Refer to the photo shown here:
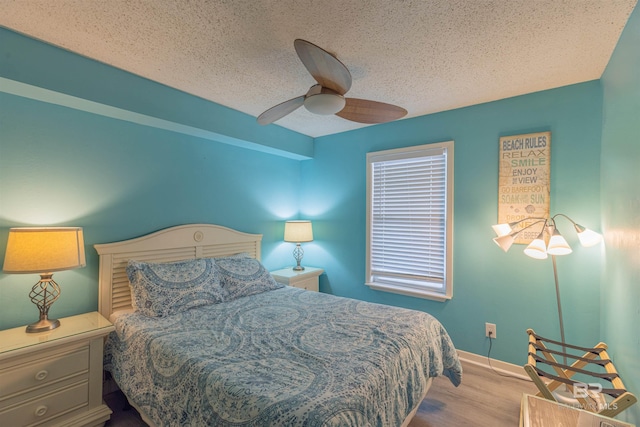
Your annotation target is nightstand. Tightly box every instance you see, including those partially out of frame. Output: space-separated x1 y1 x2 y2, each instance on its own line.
271 267 323 292
0 312 115 427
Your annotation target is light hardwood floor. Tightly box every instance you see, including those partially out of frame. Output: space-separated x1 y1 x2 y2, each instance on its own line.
104 361 538 427
409 361 538 426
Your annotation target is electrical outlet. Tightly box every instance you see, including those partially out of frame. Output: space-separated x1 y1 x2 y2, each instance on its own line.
485 323 497 339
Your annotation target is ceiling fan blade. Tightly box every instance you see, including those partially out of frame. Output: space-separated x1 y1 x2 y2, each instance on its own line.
336 98 408 124
294 39 352 95
257 96 305 125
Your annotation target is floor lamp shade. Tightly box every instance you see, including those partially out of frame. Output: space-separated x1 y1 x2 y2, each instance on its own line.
3 227 86 333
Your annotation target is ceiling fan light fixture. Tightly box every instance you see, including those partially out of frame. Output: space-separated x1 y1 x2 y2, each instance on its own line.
304 92 346 115
258 40 406 125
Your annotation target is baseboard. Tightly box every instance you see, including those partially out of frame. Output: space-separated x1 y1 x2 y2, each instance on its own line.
457 349 532 381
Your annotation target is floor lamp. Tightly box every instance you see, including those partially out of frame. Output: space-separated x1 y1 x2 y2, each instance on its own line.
492 214 602 364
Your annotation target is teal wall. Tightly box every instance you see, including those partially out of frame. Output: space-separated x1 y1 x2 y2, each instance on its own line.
601 5 640 424
0 89 303 328
0 29 307 329
0 29 313 160
301 82 604 366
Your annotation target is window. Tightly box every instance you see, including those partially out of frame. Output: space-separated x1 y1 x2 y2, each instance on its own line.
366 141 453 301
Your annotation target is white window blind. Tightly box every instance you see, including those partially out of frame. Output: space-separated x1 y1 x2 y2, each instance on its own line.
366 141 453 300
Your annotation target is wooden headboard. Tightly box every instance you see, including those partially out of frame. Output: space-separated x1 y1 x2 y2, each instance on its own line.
94 224 262 319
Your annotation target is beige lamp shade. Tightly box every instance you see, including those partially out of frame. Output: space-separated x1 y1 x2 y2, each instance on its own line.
546 228 572 256
491 223 513 237
524 236 549 259
3 227 86 274
284 220 313 243
574 224 603 247
492 234 515 252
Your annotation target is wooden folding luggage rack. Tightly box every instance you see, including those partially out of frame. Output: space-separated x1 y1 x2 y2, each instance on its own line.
524 329 637 418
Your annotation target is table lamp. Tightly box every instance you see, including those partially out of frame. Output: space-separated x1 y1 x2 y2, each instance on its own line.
284 220 313 271
3 227 86 333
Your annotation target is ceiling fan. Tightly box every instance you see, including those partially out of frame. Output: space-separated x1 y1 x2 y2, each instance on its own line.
257 39 407 126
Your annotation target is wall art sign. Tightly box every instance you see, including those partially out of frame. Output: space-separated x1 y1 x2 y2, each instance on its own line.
498 131 551 244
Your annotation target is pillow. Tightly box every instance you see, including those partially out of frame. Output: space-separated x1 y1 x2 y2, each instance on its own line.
215 257 283 301
215 252 252 260
126 258 227 317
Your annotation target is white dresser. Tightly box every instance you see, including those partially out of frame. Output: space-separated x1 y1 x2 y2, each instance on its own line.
271 267 323 292
0 312 115 427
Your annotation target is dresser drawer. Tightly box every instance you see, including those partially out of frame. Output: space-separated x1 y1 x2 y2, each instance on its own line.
0 347 89 400
0 381 88 426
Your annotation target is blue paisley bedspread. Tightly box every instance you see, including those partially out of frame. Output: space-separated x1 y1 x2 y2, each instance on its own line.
105 286 462 427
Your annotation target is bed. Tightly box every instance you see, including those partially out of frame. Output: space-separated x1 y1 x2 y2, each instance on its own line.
95 224 462 427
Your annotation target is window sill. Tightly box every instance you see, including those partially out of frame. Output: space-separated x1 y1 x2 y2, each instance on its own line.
366 282 452 302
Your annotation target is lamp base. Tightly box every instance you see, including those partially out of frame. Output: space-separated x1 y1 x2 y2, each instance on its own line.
292 243 305 272
26 274 62 333
26 317 60 333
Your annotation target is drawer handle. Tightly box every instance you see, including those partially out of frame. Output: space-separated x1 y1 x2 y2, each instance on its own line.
35 370 49 381
35 405 48 417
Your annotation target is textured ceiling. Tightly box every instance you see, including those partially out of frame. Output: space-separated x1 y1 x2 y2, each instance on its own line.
1 0 637 137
